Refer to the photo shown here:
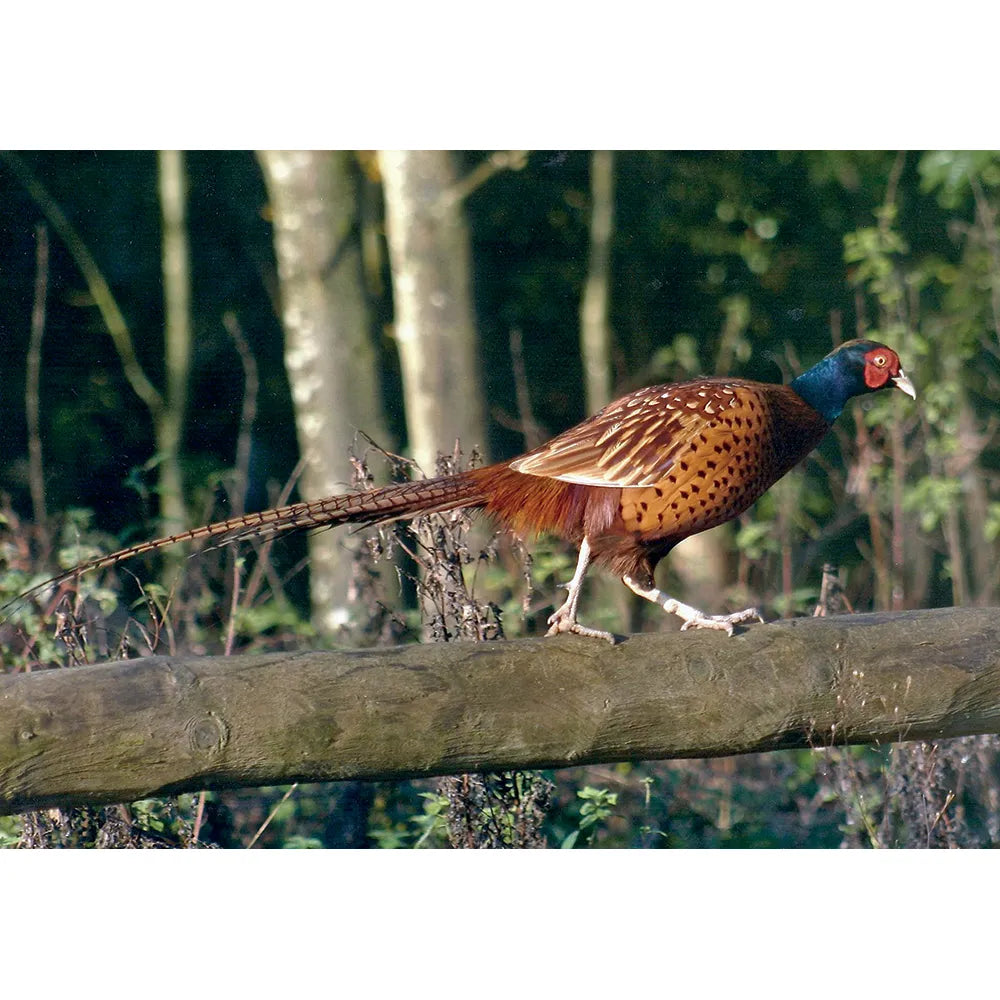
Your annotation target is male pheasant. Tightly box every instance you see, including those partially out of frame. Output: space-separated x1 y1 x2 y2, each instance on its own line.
23 339 915 641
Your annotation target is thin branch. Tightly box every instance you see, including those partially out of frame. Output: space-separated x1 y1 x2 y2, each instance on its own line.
241 455 308 611
156 149 192 538
192 792 207 845
0 151 164 418
970 174 1000 351
222 311 260 519
440 150 529 209
580 150 615 413
880 151 907 231
508 328 546 451
223 552 242 658
246 783 299 848
26 223 49 548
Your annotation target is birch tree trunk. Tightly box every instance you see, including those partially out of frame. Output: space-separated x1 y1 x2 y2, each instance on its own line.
577 151 626 624
580 149 615 414
379 150 488 473
257 151 389 635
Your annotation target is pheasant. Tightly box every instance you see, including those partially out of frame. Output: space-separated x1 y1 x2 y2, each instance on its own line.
21 339 914 641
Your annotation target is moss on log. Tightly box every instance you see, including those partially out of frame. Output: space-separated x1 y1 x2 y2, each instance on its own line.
3 607 1000 815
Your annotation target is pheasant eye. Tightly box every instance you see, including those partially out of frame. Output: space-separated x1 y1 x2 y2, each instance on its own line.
872 354 887 368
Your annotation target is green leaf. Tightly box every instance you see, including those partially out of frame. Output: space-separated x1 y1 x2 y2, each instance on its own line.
282 835 324 849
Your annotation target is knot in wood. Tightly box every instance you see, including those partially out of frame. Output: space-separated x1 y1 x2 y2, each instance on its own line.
186 712 229 755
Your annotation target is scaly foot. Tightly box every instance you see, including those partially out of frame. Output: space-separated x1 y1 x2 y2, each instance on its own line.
622 575 764 636
541 537 616 642
678 606 765 635
545 604 616 643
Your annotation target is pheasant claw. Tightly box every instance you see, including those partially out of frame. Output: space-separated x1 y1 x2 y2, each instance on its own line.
545 605 615 643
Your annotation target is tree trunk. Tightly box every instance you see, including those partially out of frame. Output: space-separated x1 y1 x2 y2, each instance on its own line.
580 149 615 414
156 150 192 569
577 151 624 624
4 607 1000 815
379 150 488 473
257 151 390 635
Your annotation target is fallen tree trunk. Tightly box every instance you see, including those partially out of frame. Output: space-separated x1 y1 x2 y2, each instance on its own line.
3 606 1000 815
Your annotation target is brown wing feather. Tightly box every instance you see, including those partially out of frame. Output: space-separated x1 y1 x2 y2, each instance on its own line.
512 378 769 488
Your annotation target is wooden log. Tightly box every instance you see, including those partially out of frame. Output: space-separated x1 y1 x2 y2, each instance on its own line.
3 607 1000 815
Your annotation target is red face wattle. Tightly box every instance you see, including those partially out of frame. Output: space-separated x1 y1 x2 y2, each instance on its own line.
862 345 916 399
863 346 901 390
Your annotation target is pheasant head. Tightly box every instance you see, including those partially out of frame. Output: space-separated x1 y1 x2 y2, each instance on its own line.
789 340 916 422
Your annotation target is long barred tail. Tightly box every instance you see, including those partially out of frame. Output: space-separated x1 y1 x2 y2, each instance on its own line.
10 470 492 609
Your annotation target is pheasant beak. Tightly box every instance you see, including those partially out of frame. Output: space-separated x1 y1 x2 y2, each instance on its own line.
892 370 916 399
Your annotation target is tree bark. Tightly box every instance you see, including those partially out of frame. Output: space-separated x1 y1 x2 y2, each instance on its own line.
257 151 390 634
156 150 192 557
580 149 615 414
379 150 488 473
3 607 999 815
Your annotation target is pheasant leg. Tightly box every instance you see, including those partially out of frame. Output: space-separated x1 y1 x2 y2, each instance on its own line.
545 538 615 643
623 575 763 636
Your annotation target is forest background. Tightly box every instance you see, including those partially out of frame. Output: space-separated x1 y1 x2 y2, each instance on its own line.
2 149 999 849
